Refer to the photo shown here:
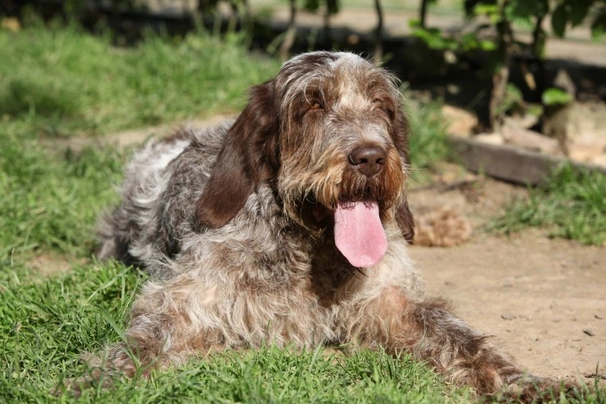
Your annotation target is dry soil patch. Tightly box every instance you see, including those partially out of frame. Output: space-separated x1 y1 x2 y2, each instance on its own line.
409 176 606 385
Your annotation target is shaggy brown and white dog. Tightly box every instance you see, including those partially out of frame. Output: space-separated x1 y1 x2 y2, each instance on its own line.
94 51 574 401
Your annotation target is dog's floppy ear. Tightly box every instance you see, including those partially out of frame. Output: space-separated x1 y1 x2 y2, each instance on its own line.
397 202 415 244
195 80 280 229
392 107 415 244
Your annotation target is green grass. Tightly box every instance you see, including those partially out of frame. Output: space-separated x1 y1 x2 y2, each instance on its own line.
0 133 125 262
407 97 450 178
0 261 473 402
0 23 280 138
493 165 606 246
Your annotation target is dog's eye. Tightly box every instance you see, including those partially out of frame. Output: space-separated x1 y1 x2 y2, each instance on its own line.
372 98 395 119
372 98 387 110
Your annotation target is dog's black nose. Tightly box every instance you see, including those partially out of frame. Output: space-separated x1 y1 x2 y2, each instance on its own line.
348 145 387 177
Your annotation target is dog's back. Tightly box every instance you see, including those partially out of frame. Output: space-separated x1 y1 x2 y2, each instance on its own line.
97 123 230 270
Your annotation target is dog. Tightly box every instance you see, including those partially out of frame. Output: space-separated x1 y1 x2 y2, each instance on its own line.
92 51 575 401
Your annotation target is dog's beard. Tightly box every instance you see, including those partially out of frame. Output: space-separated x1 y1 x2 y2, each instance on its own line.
281 168 405 268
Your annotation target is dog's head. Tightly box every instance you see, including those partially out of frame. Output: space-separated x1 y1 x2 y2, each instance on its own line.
196 51 414 266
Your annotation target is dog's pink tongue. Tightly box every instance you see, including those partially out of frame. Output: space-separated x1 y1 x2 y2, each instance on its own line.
334 201 387 267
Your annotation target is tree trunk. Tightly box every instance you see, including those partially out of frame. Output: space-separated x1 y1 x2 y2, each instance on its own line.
489 1 513 130
280 0 297 60
373 0 384 64
419 0 428 28
530 15 547 94
243 0 252 29
323 4 332 44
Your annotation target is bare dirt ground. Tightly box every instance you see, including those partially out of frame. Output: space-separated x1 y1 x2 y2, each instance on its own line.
408 172 606 385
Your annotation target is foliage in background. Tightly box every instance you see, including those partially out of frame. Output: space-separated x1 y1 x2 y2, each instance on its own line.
551 0 606 40
407 97 450 178
412 0 606 128
493 165 606 246
5 0 606 120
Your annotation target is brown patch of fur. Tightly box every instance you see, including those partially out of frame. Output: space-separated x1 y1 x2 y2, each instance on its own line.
195 81 280 229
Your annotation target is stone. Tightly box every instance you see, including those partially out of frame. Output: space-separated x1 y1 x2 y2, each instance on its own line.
474 132 504 145
543 101 606 162
590 154 606 168
442 104 477 138
553 69 577 97
501 118 562 155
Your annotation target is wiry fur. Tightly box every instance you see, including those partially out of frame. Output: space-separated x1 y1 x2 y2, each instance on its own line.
91 52 577 402
413 206 473 247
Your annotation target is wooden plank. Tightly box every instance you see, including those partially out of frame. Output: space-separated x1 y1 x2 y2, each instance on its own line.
446 136 606 185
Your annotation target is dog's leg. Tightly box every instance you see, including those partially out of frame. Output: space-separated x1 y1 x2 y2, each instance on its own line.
79 274 225 388
347 288 579 402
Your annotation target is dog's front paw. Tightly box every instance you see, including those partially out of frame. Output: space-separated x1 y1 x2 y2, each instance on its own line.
53 368 117 398
489 375 582 403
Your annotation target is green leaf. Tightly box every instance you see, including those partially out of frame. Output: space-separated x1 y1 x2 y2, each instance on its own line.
412 28 456 51
408 18 421 29
497 83 524 115
506 0 549 23
551 4 568 37
542 87 573 106
303 0 320 12
479 39 498 51
326 0 339 15
473 4 499 18
463 0 484 17
506 83 523 102
567 0 591 26
591 10 606 40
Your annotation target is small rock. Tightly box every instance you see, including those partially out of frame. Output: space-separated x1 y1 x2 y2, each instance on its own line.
513 113 539 129
1 17 20 33
583 329 595 337
501 313 517 320
553 68 577 97
543 101 606 162
475 132 504 145
595 314 603 320
591 154 606 168
442 105 477 138
501 117 562 155
347 34 360 45
569 144 606 162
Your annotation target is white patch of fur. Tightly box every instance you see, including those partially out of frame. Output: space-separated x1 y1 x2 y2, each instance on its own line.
126 139 190 261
